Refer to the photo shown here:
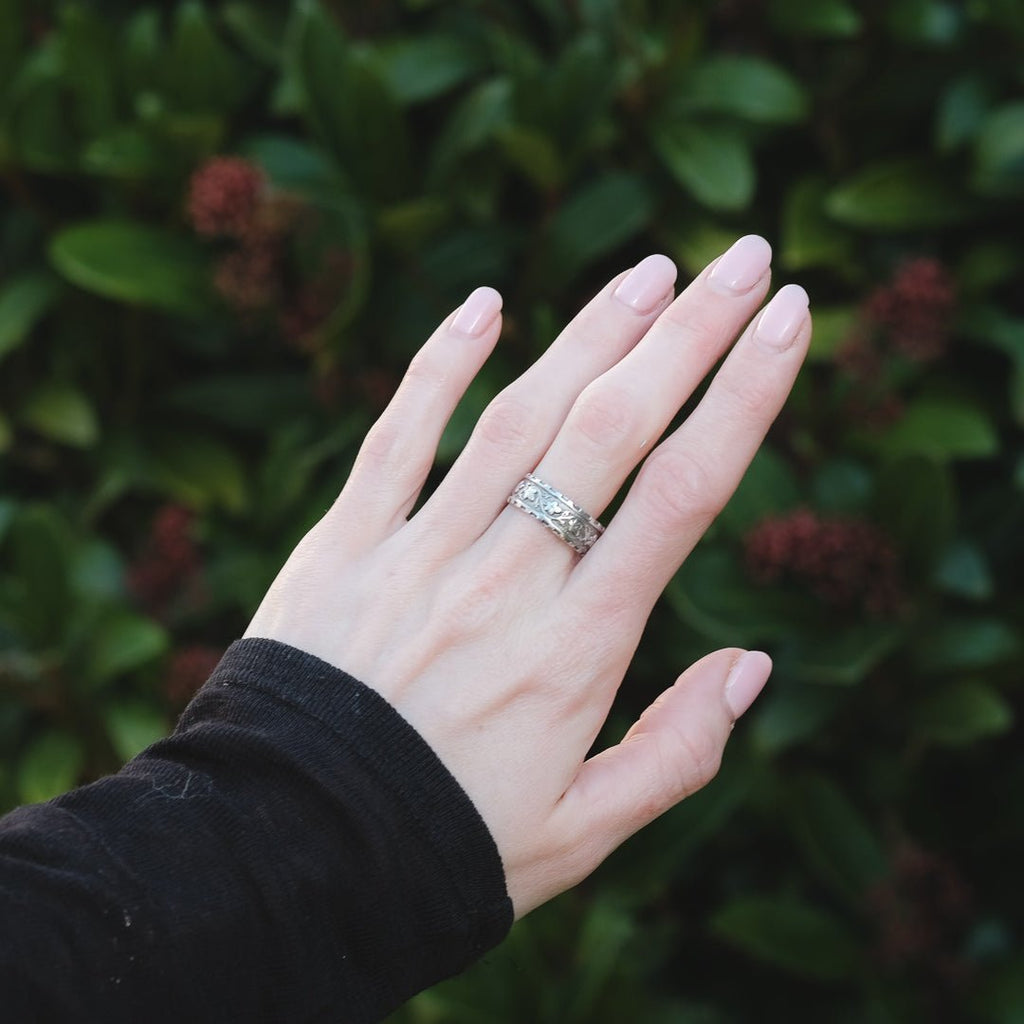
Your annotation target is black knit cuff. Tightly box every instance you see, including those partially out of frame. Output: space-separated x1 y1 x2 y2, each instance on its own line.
189 637 513 962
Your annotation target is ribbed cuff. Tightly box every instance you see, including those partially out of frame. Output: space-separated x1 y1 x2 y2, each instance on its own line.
189 637 513 958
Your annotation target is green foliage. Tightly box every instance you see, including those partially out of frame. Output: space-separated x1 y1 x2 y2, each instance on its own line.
1 0 1023 1019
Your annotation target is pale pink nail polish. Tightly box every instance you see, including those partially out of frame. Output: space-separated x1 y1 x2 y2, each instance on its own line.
754 284 810 351
451 286 503 337
724 651 772 719
707 235 773 295
612 254 678 314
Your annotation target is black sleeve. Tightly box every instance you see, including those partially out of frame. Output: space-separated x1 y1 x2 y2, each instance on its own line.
0 638 513 1023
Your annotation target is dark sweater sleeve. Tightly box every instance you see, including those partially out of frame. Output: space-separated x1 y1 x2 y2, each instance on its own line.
0 638 513 1023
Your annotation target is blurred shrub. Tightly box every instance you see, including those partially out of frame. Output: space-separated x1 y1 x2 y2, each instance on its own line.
1 0 1023 1019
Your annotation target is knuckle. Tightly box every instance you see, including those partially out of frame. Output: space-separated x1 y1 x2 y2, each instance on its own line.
354 417 432 488
569 381 641 450
673 726 723 792
657 304 718 349
474 389 535 454
639 447 722 531
717 367 776 420
436 554 515 640
403 347 450 394
355 418 403 470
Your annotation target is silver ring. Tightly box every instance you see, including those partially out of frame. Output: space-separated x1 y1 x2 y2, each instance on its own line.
507 473 605 555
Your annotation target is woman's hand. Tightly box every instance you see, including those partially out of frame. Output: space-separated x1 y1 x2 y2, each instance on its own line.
244 236 811 917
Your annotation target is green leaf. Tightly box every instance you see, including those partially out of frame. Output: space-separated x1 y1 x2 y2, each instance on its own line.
7 72 79 173
0 272 60 361
826 160 974 229
914 680 1013 747
936 76 991 152
0 0 25 95
429 77 513 179
780 177 854 272
810 460 873 515
71 540 124 602
783 775 888 900
166 0 253 114
787 621 904 687
290 1 410 200
241 134 336 191
752 684 847 754
85 612 169 686
49 221 212 316
17 731 84 805
162 372 311 432
121 8 163 97
5 505 74 646
56 3 118 138
973 102 1024 196
665 219 740 278
496 125 565 192
667 546 805 648
543 32 615 149
805 305 857 361
874 455 955 574
957 243 1023 295
652 121 755 211
21 383 99 448
874 398 999 461
222 2 288 65
81 126 163 179
913 618 1020 674
768 0 862 37
542 172 655 287
152 432 248 511
674 56 809 124
378 34 484 104
932 541 993 601
711 896 861 980
104 702 169 763
718 447 801 536
886 0 963 46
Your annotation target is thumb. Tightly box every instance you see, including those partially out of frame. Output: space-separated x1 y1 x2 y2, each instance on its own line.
556 648 771 877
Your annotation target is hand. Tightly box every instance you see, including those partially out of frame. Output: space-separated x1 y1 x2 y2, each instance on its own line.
244 236 811 917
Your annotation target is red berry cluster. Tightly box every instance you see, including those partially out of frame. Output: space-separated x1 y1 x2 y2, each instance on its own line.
866 840 972 986
186 156 351 349
187 157 265 240
864 257 957 363
127 504 202 617
744 508 902 614
838 257 957 379
165 644 223 706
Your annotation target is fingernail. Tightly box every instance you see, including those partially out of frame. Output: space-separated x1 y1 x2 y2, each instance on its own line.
613 254 678 314
707 235 772 295
754 284 810 351
451 286 503 337
725 651 772 719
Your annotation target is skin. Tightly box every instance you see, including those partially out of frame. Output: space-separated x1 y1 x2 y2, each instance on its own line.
245 236 812 918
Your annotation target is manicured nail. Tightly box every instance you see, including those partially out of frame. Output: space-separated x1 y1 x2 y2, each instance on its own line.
724 651 772 719
754 284 810 351
451 286 503 337
613 254 678 314
707 235 772 295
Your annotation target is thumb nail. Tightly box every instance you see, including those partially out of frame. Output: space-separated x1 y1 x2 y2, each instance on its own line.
724 651 772 719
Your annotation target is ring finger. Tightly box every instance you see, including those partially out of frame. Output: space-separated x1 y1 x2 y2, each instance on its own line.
489 234 773 566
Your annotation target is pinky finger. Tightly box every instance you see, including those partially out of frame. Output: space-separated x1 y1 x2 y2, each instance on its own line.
336 287 503 537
